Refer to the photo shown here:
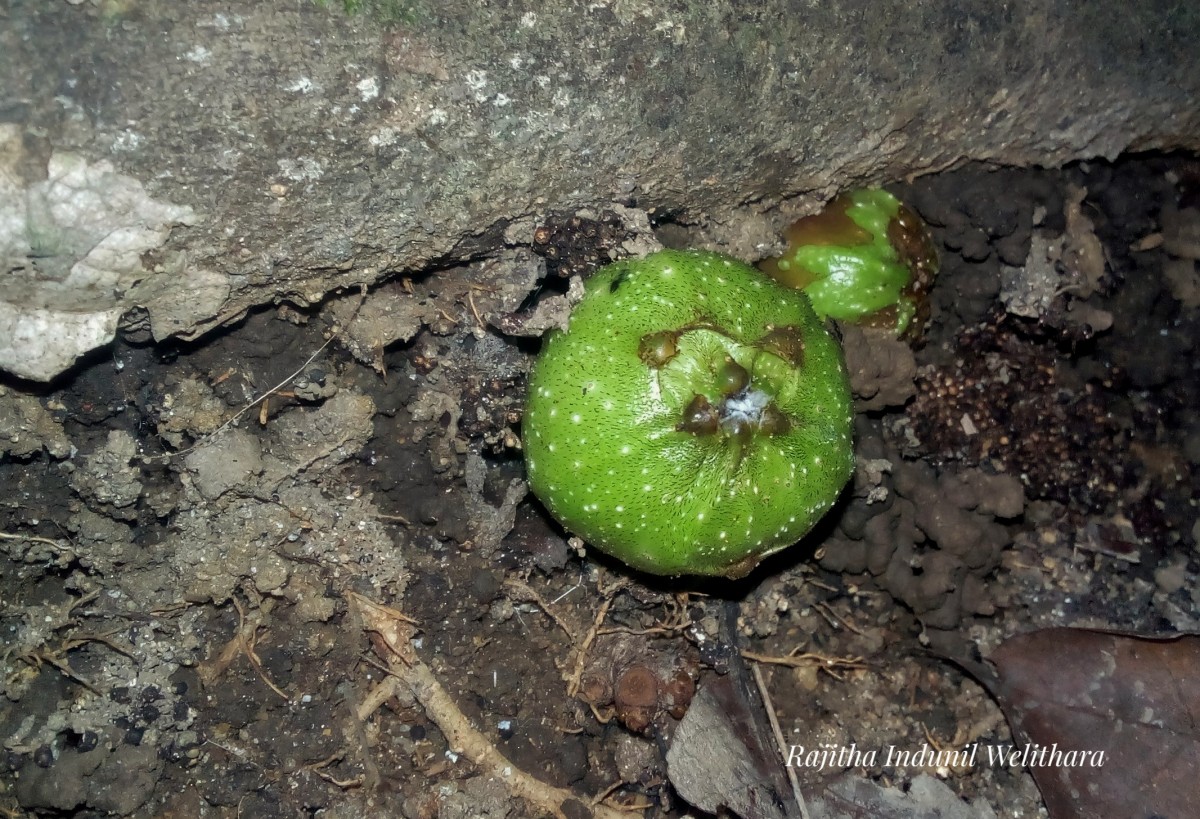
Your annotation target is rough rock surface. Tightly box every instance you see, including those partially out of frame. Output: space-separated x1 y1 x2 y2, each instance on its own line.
1 1 1198 378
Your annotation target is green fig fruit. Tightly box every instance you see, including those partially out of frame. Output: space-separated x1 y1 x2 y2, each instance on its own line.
522 249 854 578
759 188 939 338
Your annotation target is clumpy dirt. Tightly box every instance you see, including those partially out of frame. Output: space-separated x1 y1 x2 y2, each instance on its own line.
2 155 1198 818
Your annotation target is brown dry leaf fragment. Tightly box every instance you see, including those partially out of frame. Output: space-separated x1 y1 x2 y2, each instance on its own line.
667 601 801 819
667 670 792 819
988 628 1200 819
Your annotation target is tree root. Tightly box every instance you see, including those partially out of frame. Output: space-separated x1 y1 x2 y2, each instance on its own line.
348 592 629 819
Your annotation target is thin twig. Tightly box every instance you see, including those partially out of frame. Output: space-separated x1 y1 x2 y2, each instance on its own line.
350 592 627 819
373 513 412 525
0 531 69 549
151 335 337 462
566 592 617 698
198 596 289 700
504 578 578 642
741 648 867 680
815 600 865 635
751 663 809 819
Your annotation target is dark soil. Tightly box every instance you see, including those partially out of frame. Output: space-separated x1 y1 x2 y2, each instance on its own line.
2 155 1198 817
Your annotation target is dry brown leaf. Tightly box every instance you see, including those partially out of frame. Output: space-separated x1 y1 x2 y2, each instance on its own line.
988 628 1200 819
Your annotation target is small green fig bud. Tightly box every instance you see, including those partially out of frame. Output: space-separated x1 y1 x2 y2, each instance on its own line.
522 249 854 578
759 189 939 338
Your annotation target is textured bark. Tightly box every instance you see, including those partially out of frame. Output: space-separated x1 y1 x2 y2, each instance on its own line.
1 0 1197 360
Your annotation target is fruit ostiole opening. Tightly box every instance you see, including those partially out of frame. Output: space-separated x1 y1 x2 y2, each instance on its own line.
649 329 794 443
718 387 785 437
677 382 791 440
